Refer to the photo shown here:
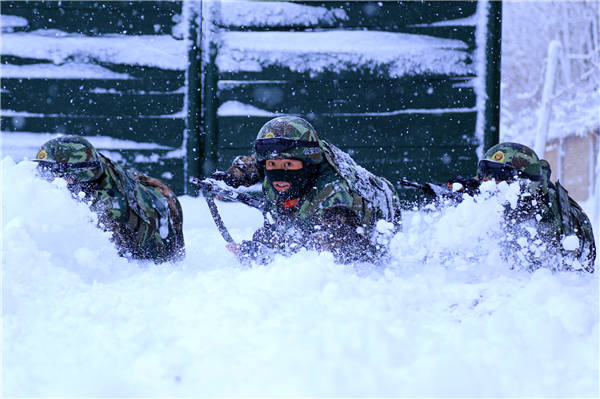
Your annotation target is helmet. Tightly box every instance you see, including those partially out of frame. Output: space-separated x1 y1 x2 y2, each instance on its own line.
34 136 105 182
477 142 544 182
253 116 323 164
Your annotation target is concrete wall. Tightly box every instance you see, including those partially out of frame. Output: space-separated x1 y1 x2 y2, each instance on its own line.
545 131 599 201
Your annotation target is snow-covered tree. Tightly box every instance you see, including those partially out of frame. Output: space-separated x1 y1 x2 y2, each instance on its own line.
501 0 600 144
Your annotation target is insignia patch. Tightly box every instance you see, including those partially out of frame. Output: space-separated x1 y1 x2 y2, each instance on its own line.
37 149 47 159
264 132 275 138
492 151 505 163
283 199 299 209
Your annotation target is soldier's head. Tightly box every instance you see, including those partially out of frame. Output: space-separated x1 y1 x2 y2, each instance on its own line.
477 142 546 183
34 136 105 186
253 116 322 201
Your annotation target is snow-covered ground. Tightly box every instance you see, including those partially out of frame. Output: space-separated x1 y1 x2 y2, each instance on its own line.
2 156 597 397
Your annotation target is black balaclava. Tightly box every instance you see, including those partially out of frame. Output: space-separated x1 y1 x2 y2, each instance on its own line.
265 162 319 202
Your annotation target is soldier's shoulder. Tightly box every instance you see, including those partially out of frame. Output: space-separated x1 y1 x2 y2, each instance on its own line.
313 172 354 209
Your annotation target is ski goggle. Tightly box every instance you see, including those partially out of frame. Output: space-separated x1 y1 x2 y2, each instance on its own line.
477 160 541 182
253 137 320 156
34 160 101 178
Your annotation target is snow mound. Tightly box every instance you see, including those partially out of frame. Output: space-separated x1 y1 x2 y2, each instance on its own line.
1 157 598 397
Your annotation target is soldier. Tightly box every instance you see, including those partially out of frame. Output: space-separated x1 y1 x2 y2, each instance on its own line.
34 136 185 263
215 116 402 264
449 142 595 272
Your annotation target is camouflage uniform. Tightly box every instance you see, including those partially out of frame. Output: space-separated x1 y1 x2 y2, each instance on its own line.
220 116 401 264
35 136 185 263
451 142 595 272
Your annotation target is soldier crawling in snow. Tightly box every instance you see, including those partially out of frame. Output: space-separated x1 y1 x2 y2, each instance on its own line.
34 136 185 263
213 116 402 264
444 142 595 272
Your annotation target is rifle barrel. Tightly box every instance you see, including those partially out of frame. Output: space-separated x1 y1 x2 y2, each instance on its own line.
189 176 265 210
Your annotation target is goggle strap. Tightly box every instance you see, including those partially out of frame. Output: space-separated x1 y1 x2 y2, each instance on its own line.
34 160 101 171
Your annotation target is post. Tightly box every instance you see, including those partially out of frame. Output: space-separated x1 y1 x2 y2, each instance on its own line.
201 0 220 177
534 40 562 158
185 1 202 194
483 0 502 153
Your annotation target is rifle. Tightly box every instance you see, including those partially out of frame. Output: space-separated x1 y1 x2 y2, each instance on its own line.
398 178 479 202
189 176 265 243
398 178 450 198
189 177 265 211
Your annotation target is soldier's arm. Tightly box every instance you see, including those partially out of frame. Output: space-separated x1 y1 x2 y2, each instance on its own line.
308 206 374 263
212 154 264 188
566 197 596 272
234 224 280 265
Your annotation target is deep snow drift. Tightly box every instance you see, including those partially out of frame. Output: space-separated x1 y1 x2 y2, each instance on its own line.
1 157 598 397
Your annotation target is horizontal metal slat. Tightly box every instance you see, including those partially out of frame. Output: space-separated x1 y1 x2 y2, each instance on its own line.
1 116 185 148
217 78 476 114
216 112 478 149
2 1 182 35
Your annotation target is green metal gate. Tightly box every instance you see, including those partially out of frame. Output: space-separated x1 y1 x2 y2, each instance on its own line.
1 1 501 200
191 0 501 201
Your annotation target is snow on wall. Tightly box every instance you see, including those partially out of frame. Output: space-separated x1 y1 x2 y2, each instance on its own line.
217 100 277 117
0 63 131 79
409 14 480 28
217 30 473 77
0 14 28 32
1 132 173 162
216 0 348 27
1 30 187 71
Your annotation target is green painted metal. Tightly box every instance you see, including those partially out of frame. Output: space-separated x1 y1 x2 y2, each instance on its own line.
484 0 503 153
1 1 187 193
201 40 220 177
203 1 500 204
186 2 202 194
1 1 501 200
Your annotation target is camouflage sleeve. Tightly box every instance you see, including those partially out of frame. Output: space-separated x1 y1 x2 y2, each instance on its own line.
308 206 375 263
508 182 559 236
567 198 596 272
237 225 283 265
212 154 264 188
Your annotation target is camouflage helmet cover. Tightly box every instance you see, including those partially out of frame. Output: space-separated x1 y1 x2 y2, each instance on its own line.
254 116 323 164
34 136 105 182
478 142 544 181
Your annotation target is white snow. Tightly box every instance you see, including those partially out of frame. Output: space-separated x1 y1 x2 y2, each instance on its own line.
217 100 278 117
0 62 132 79
217 30 473 77
562 235 580 251
410 14 480 28
0 1 598 396
501 1 600 144
325 107 476 117
1 30 187 70
2 156 598 396
0 132 173 162
216 0 348 27
0 14 28 32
